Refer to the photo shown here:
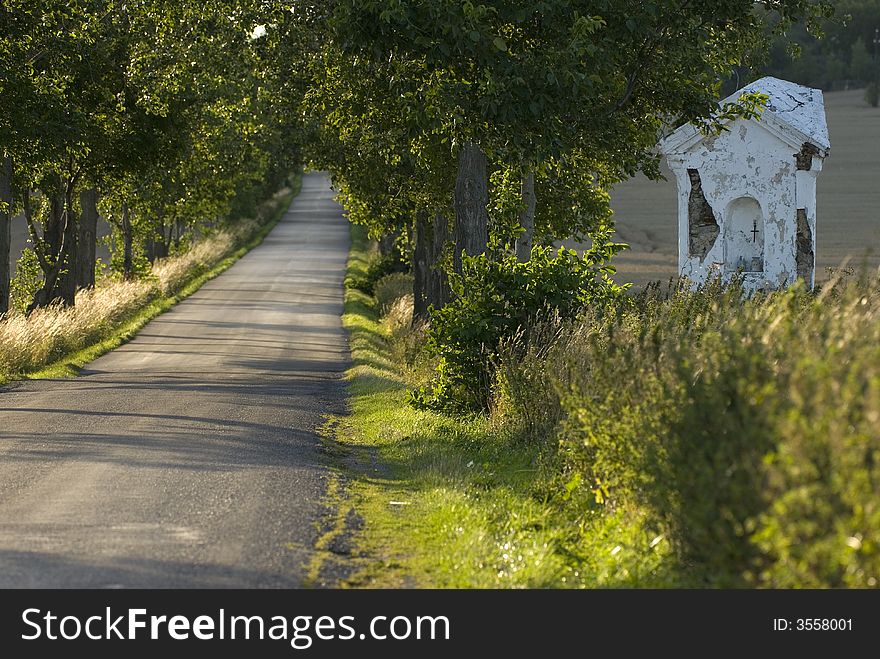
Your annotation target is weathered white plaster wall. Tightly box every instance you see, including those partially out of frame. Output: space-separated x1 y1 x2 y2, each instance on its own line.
667 118 814 290
661 77 828 291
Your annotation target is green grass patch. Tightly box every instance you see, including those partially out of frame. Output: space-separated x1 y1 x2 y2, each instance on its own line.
337 213 880 589
333 225 672 588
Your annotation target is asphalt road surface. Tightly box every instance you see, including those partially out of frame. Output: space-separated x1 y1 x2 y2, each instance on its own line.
0 172 351 587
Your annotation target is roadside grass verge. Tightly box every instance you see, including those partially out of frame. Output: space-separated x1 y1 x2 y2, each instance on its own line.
0 175 301 384
334 225 672 588
336 225 880 589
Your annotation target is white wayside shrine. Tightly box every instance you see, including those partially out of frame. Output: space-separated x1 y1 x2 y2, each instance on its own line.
660 77 830 291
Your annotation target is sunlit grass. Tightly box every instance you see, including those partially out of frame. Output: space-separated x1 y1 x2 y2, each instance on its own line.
335 225 671 588
338 223 880 588
498 273 880 587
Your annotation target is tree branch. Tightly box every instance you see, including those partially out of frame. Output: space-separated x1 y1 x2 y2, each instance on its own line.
23 190 52 271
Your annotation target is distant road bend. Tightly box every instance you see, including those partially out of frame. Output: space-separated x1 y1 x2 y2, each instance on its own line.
0 172 351 587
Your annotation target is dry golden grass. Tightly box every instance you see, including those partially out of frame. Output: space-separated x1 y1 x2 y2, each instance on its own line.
153 228 241 296
0 280 155 376
381 293 414 334
373 272 413 315
0 221 256 380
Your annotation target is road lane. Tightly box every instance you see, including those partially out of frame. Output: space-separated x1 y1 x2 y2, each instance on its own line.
0 172 351 587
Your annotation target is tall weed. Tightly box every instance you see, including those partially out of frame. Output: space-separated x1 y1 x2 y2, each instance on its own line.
497 276 880 586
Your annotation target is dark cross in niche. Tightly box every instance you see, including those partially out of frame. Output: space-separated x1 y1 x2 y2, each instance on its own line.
751 219 760 243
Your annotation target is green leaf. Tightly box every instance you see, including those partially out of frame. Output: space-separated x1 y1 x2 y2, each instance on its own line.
492 37 507 52
562 473 582 501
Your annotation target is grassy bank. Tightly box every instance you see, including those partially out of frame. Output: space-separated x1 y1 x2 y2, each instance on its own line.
0 175 301 385
336 225 880 588
333 226 669 588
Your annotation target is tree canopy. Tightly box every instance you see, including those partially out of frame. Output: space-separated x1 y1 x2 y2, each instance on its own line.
0 0 306 312
1 0 838 315
301 1 832 314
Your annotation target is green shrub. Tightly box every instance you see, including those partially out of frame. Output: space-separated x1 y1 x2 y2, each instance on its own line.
497 276 880 587
411 235 626 412
9 248 44 315
345 244 409 295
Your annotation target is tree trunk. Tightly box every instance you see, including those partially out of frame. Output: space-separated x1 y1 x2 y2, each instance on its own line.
174 218 184 248
162 221 174 256
412 210 429 322
453 142 489 274
148 210 168 261
427 213 450 310
76 188 98 289
27 183 66 311
378 230 398 258
515 169 536 262
58 179 78 306
121 203 134 279
46 187 64 264
146 237 156 262
0 154 12 316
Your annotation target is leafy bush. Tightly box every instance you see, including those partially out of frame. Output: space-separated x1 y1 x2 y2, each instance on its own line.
106 228 153 279
9 248 44 315
497 276 880 587
411 233 625 412
345 249 409 295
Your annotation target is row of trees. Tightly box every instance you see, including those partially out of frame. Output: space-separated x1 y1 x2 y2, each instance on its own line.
2 2 842 321
299 0 835 322
0 0 304 315
762 0 880 91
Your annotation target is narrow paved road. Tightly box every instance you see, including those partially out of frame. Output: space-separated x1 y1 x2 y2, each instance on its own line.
0 172 351 587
